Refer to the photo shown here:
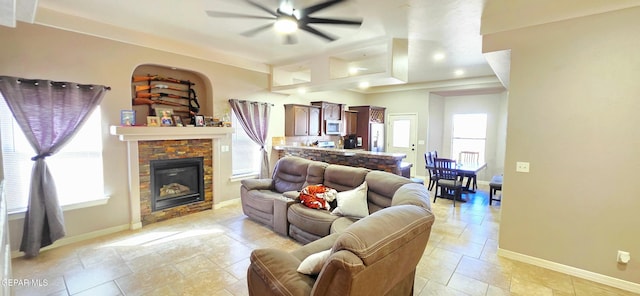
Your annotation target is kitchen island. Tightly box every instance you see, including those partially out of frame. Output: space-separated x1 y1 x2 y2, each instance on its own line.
273 145 411 176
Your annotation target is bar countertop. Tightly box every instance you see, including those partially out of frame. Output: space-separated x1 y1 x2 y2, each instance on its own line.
273 145 406 160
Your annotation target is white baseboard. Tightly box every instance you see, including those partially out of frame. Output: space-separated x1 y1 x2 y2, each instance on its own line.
11 223 131 258
214 198 241 209
130 222 142 230
497 248 640 293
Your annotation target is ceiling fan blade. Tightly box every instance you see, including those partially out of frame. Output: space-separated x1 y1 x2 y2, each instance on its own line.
300 0 345 16
299 24 336 42
244 0 279 17
206 10 276 20
240 23 274 37
284 34 297 45
304 17 362 26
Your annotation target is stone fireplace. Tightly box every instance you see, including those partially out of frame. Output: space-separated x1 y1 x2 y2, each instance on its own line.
138 139 212 225
110 126 233 229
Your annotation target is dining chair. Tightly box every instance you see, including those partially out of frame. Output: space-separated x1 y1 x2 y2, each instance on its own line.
458 151 479 191
424 152 438 190
433 158 463 207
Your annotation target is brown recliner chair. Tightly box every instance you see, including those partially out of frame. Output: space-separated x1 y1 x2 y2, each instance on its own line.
247 204 435 295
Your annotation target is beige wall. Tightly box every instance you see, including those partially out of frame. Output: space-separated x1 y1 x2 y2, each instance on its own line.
483 7 640 283
0 23 369 252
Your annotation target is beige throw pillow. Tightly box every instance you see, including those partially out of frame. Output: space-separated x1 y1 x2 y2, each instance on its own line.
331 181 369 219
297 249 332 275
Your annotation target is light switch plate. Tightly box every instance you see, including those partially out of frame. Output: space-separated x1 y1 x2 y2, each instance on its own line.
516 161 530 173
221 145 229 152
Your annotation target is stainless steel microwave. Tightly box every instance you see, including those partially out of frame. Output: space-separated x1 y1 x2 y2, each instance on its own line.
325 120 342 135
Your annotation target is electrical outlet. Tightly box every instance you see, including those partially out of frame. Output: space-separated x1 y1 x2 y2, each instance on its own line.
617 250 631 264
516 161 530 173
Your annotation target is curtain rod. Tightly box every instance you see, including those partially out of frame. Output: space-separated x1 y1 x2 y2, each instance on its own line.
0 77 111 91
230 99 274 106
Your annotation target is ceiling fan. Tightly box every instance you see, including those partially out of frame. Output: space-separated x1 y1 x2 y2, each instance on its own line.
205 0 363 44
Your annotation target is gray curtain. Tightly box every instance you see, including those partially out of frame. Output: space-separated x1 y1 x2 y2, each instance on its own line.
229 99 271 178
0 76 109 257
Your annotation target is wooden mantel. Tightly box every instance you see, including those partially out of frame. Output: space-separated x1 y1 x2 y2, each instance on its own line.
110 126 233 141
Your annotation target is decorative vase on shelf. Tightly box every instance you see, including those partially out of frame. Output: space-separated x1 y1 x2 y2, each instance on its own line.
222 113 231 127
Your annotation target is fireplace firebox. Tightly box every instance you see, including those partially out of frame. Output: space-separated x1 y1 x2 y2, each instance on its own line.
150 157 204 211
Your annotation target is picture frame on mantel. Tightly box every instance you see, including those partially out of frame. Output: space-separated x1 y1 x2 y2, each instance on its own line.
120 110 135 126
172 115 184 127
194 115 205 127
147 116 160 127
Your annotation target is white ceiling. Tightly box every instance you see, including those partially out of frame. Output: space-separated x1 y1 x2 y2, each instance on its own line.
14 0 501 88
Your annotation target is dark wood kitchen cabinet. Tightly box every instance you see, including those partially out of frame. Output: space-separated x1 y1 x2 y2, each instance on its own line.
311 101 344 121
343 110 358 135
284 104 321 136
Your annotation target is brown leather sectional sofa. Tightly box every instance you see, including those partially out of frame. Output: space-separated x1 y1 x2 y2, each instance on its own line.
240 156 436 295
240 156 433 243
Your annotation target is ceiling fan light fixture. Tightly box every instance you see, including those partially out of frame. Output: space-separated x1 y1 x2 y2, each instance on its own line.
274 16 298 34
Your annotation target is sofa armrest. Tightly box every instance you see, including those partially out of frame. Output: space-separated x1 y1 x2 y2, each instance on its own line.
282 190 300 200
248 248 314 296
241 178 274 191
273 197 296 236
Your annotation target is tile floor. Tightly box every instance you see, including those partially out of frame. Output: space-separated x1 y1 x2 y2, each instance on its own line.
11 184 639 296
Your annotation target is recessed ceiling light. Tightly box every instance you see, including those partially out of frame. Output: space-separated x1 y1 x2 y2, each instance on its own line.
454 69 465 76
297 87 307 94
433 53 446 61
358 81 370 89
348 67 368 75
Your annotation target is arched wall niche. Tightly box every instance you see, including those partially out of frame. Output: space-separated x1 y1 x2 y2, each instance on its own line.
131 64 212 125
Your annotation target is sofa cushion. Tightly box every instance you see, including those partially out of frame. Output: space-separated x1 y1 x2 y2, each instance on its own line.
322 165 369 192
288 204 339 237
244 190 283 213
365 171 413 213
331 181 369 219
303 161 328 187
273 157 311 193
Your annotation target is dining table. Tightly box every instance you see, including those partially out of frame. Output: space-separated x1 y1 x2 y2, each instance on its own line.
454 162 487 193
427 162 487 193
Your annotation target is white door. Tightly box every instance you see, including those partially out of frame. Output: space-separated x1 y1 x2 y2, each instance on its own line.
387 114 418 176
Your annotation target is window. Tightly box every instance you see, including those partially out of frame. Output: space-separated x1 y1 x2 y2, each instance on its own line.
0 96 105 213
231 113 261 176
451 113 487 163
391 119 410 148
